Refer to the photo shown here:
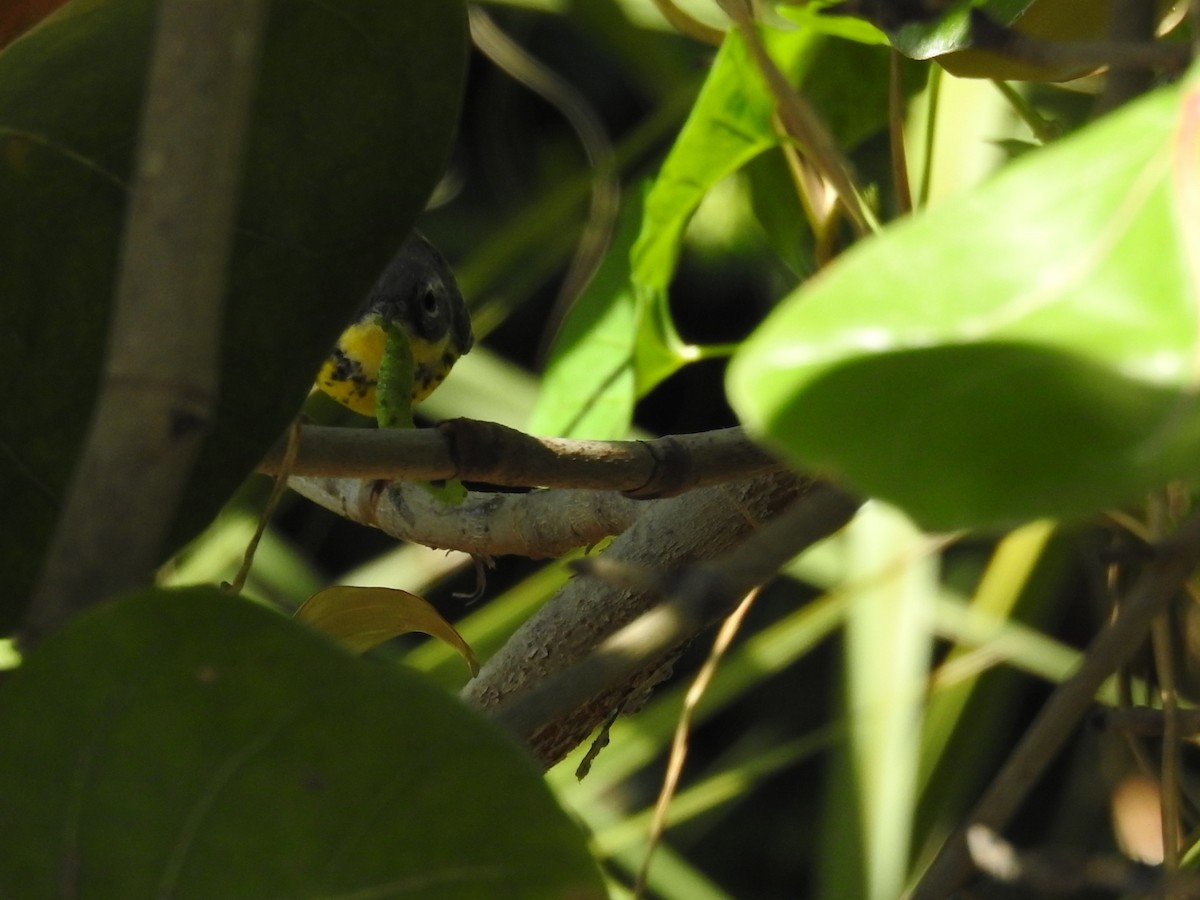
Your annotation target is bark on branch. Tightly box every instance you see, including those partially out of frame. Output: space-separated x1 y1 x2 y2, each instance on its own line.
282 419 854 767
461 472 860 767
289 476 642 558
265 421 783 497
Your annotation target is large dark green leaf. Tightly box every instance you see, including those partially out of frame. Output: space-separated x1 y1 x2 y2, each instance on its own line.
0 587 605 898
728 68 1200 529
0 0 467 629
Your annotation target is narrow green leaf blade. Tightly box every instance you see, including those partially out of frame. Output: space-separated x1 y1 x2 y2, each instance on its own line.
917 521 1056 793
842 503 935 900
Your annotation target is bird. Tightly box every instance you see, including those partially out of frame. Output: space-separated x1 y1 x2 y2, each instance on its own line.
315 233 473 418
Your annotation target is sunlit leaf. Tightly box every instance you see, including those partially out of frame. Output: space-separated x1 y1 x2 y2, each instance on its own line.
728 69 1200 529
527 192 643 439
630 27 826 394
628 22 911 396
917 520 1055 791
297 585 479 675
837 503 935 900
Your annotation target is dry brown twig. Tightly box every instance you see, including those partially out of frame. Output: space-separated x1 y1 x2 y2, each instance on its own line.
716 0 872 234
634 587 760 898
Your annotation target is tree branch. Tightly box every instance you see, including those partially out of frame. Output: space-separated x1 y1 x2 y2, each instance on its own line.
461 472 861 767
288 476 644 558
265 421 784 497
485 482 860 752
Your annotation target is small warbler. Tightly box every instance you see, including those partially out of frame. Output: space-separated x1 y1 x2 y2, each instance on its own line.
316 234 473 416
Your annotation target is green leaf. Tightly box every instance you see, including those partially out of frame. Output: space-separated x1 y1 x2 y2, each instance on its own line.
630 27 826 394
528 190 643 439
0 0 468 629
296 584 479 675
884 0 1157 82
837 503 934 900
887 0 1030 61
917 520 1055 793
745 150 817 276
0 586 604 898
728 70 1200 530
627 24 907 402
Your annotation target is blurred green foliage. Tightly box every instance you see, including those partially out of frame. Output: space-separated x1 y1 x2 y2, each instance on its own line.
7 0 1197 897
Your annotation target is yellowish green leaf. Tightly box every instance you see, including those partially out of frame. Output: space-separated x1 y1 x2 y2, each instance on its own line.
296 585 479 675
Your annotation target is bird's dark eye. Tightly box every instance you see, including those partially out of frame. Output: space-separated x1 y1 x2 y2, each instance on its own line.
420 285 441 317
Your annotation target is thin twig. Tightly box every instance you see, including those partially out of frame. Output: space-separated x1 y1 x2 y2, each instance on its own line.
648 0 725 45
1148 493 1183 880
226 418 302 595
1151 608 1183 872
719 0 873 234
468 7 621 362
970 9 1189 75
634 588 759 898
889 49 912 216
1098 706 1200 738
779 119 832 239
1192 0 1200 59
